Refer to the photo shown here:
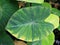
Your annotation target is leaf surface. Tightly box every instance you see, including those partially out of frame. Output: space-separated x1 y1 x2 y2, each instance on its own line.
0 0 18 29
17 0 44 4
0 0 18 45
0 30 14 45
27 32 54 45
51 8 60 16
6 6 58 42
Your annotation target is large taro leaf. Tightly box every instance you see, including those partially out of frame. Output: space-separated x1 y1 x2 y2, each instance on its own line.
6 6 58 42
27 32 55 45
0 30 14 45
0 0 18 29
17 0 44 4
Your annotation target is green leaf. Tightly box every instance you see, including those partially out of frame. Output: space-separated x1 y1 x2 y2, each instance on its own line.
25 2 51 8
51 8 60 16
0 0 18 29
0 7 2 20
27 32 55 45
45 14 59 28
31 2 51 8
41 2 51 8
0 30 14 45
0 0 18 45
6 6 58 42
58 24 60 30
16 0 44 4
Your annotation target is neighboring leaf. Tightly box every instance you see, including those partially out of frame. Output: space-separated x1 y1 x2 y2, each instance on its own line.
0 0 18 29
58 24 60 30
41 2 51 8
58 17 60 30
25 2 51 8
25 3 31 7
31 2 51 8
17 0 44 4
51 8 60 16
30 3 41 6
6 6 56 42
0 7 2 20
0 30 14 45
27 32 55 45
45 14 59 28
0 0 18 45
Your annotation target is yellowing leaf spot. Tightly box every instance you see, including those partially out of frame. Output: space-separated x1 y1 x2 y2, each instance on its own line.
45 14 59 28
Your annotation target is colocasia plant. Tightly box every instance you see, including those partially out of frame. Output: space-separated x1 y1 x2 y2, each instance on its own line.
0 0 60 45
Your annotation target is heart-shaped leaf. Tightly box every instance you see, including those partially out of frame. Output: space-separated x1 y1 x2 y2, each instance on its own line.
6 6 58 42
27 32 55 45
16 0 44 4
